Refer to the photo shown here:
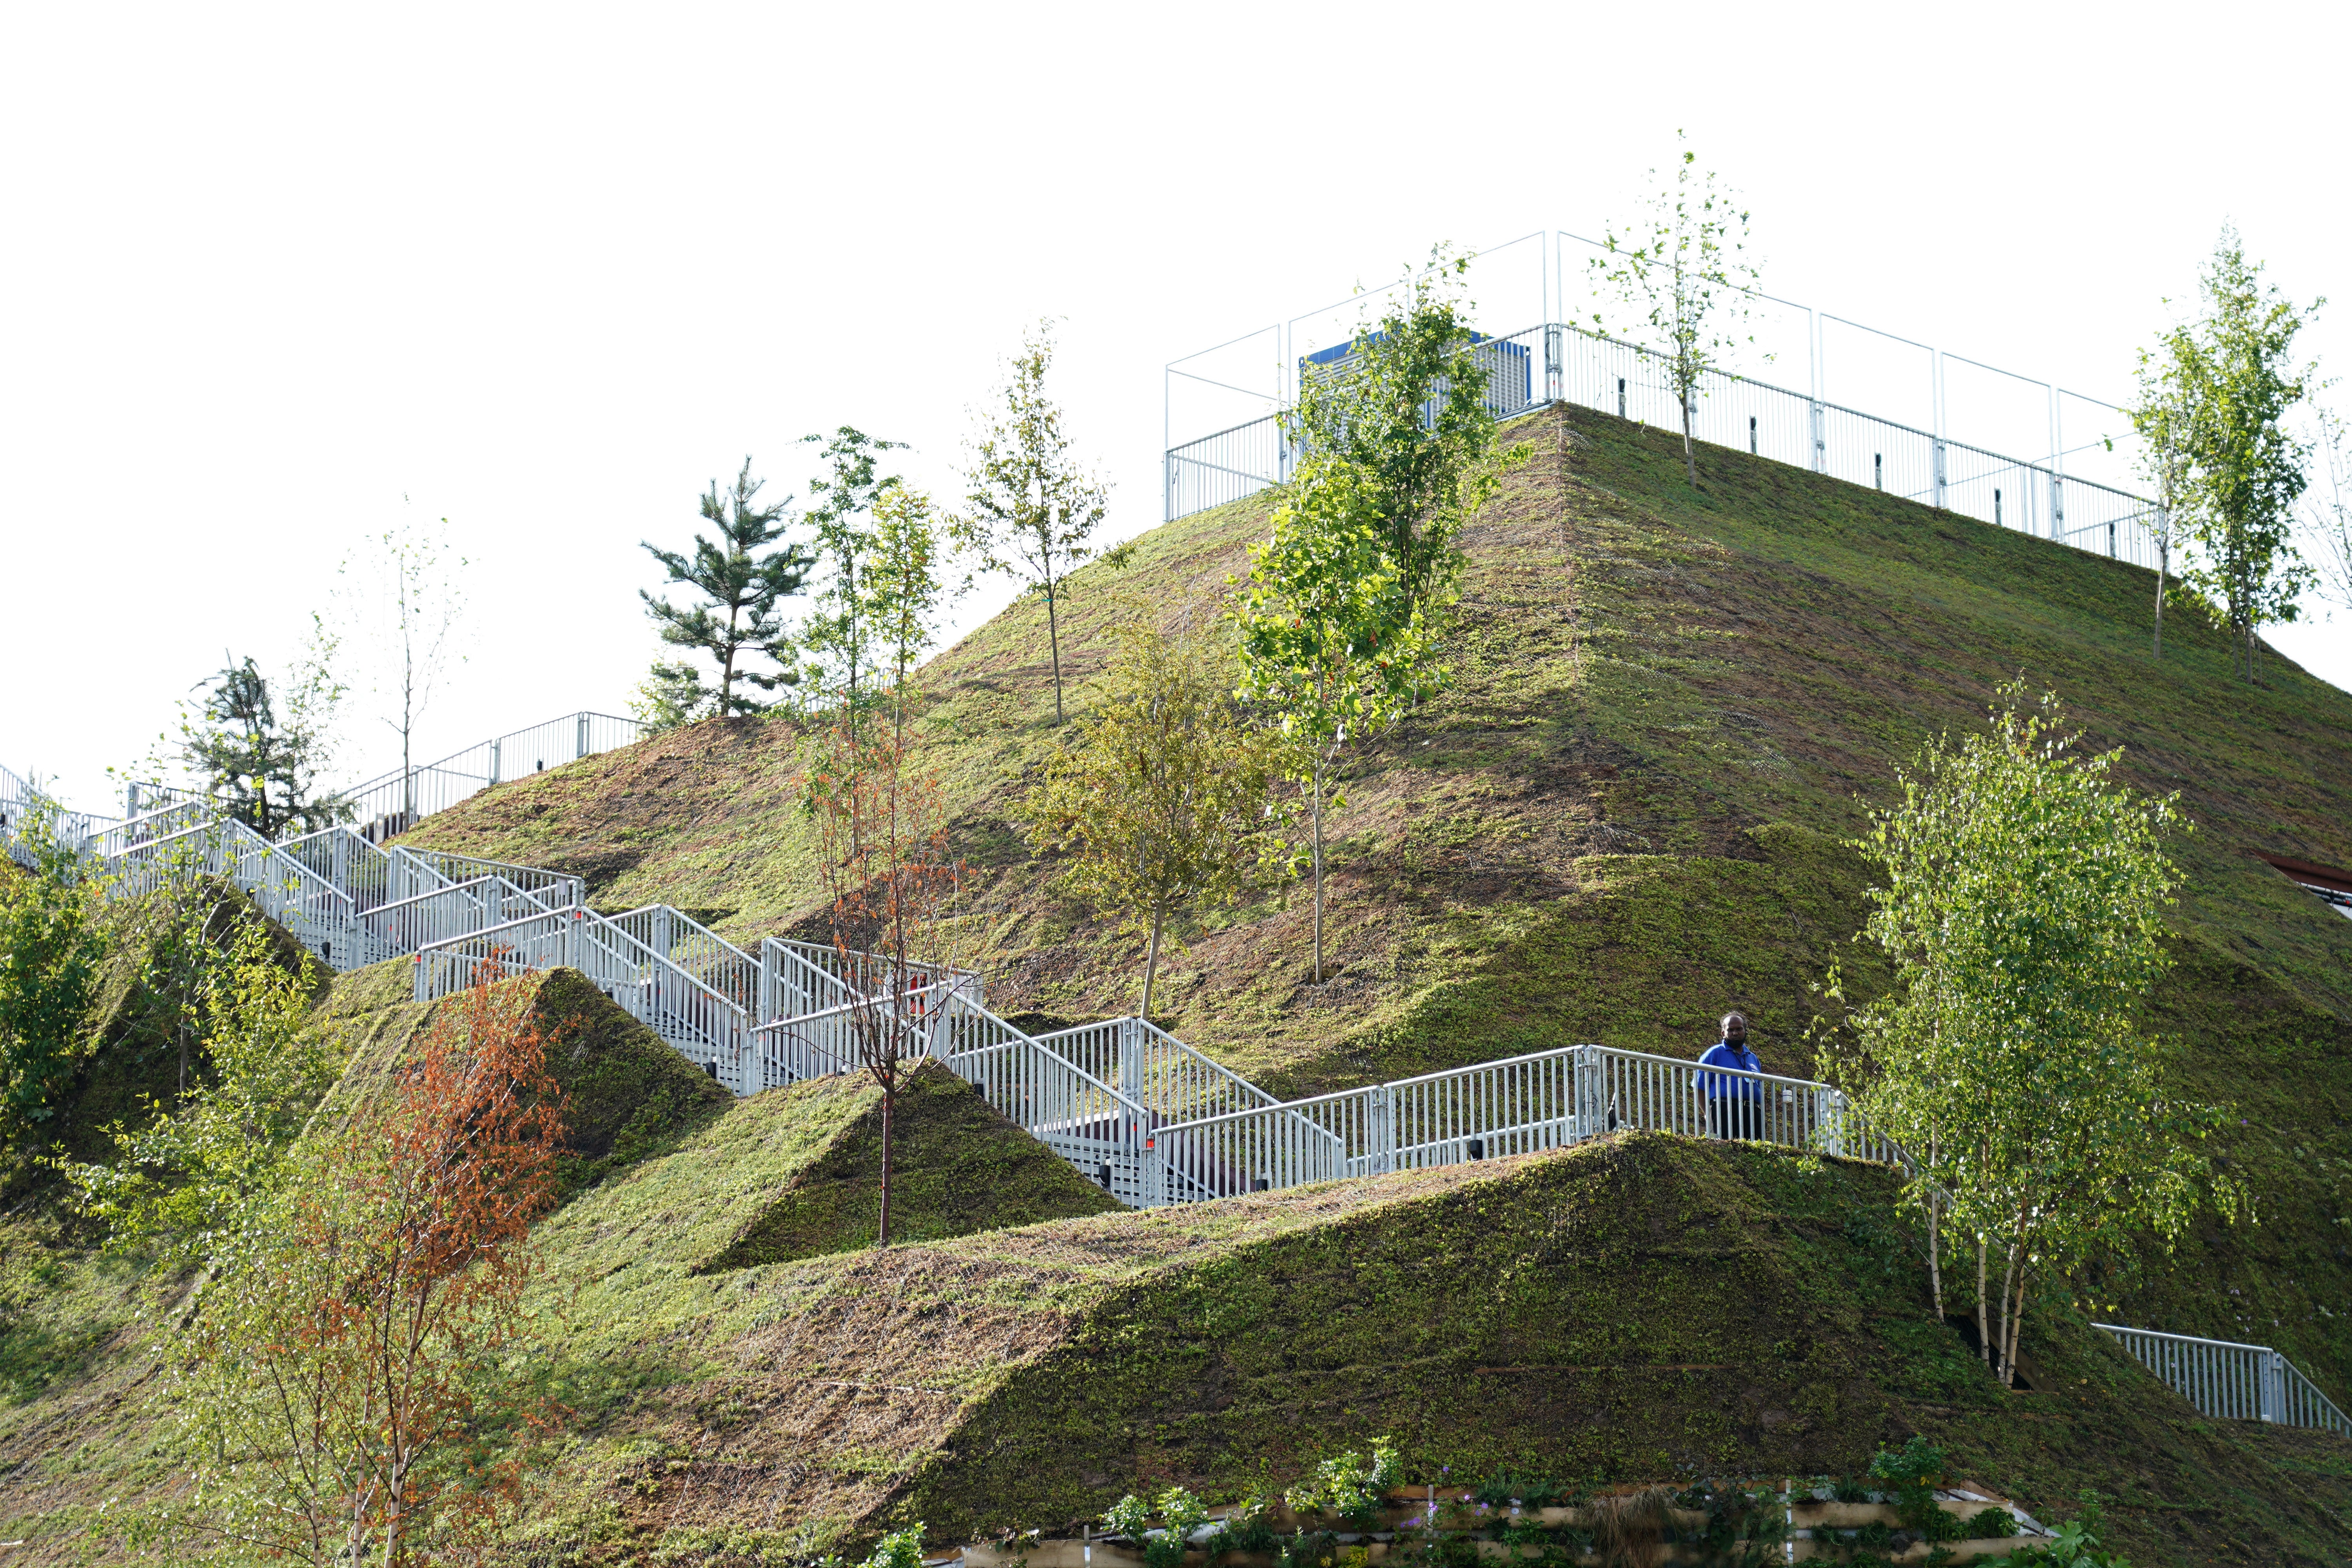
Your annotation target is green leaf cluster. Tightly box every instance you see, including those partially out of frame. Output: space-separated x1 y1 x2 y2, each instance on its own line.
2128 227 2322 677
1826 683 2231 1383
1014 624 1291 1018
1282 1435 1400 1525
0 800 104 1144
60 911 332 1264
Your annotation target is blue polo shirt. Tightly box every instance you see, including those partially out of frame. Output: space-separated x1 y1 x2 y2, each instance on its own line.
1698 1040 1763 1101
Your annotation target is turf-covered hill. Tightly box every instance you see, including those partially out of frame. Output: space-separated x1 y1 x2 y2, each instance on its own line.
402 401 2352 1395
506 1135 2352 1566
0 938 1116 1561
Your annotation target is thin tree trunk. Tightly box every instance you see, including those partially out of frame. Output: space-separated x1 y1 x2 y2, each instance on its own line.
1142 904 1165 1022
1681 378 1699 489
1996 1241 2023 1387
2005 1252 2030 1389
1310 760 1325 985
1976 1237 1991 1370
2154 553 2166 657
1928 1190 1943 1323
877 1078 893 1247
1044 574 1065 725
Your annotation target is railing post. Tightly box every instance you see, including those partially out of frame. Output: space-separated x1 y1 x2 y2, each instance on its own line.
1809 399 1826 473
1544 323 1563 403
1368 1085 1394 1175
1932 438 1948 510
575 713 588 760
758 942 776 1025
2262 1350 2284 1423
1118 1015 1141 1106
490 739 502 786
2048 470 2065 541
1573 1044 1600 1142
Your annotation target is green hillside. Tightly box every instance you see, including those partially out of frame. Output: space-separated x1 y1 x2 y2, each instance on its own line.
396 1137 2352 1566
404 402 2352 1395
6 402 2351 1565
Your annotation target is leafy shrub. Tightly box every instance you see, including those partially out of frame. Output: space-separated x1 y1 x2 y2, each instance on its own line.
1284 1437 1401 1526
864 1525 927 1568
1867 1436 1968 1540
1103 1494 1154 1541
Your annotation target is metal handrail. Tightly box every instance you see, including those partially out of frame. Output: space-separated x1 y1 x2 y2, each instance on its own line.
2094 1323 2352 1437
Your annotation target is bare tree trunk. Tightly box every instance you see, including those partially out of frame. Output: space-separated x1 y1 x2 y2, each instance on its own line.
1928 1189 1944 1322
2004 1253 2030 1389
2154 550 2166 658
877 1077 894 1247
1310 760 1325 985
1680 377 1699 489
1976 1237 1991 1370
1142 904 1166 1021
1044 574 1065 725
1996 1241 2023 1388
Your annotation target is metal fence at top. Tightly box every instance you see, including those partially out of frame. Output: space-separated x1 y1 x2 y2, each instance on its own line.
1166 321 2162 577
2094 1324 2352 1437
341 711 647 839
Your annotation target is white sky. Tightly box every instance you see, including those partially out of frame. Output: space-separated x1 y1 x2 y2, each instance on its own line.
5 1 2347 813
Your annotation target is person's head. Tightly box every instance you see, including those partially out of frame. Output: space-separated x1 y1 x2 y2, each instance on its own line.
1721 1011 1749 1046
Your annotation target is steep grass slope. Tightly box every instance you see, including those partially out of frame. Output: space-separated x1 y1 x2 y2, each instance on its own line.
506 1134 2352 1567
0 956 728 1550
404 403 2352 1396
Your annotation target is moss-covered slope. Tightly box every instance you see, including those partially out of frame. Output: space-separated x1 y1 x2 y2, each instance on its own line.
515 1134 2351 1568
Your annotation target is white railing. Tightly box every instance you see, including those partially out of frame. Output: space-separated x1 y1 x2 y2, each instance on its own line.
746 980 960 1096
1145 1044 1898 1207
412 905 752 1085
356 875 554 967
938 996 1158 1203
2094 1325 2352 1437
341 711 646 838
758 936 982 1023
1031 1016 1278 1127
391 845 583 914
2 764 118 869
614 905 760 1014
1166 321 2162 575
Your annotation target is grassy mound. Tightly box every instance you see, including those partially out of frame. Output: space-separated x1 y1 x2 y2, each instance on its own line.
697 1060 1127 1267
401 404 2352 1398
513 1133 2352 1567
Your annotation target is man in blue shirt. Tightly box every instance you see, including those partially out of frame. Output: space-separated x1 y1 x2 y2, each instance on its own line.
1699 1012 1764 1142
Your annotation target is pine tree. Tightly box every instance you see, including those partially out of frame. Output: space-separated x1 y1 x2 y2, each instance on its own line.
177 652 346 837
640 458 814 717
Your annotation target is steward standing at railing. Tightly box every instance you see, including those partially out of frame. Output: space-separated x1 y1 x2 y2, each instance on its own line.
1698 1012 1763 1141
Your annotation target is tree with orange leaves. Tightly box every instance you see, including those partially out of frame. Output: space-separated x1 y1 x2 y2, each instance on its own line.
157 959 569 1566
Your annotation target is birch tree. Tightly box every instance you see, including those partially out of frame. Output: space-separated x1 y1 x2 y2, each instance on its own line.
2168 230 2321 681
1291 254 1511 611
1822 686 2236 1387
1590 131 1761 490
2129 324 2198 659
954 321 1109 725
1234 459 1436 985
1014 625 1289 1019
338 517 468 825
795 426 910 708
